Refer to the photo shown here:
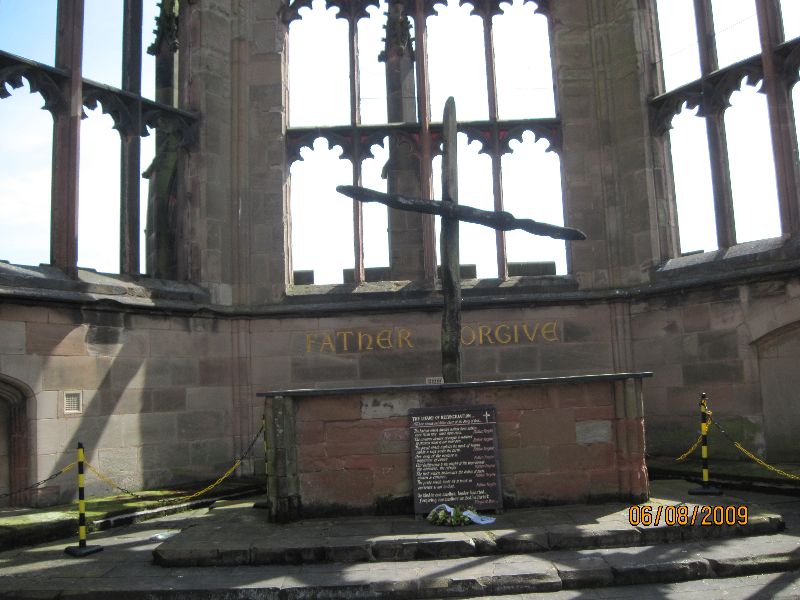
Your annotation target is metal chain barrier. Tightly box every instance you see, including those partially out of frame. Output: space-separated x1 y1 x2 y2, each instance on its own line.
0 461 77 500
674 428 705 463
84 421 266 505
710 419 800 482
673 393 800 482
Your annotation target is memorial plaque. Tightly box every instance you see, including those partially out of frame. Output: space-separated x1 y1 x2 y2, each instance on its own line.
409 405 502 514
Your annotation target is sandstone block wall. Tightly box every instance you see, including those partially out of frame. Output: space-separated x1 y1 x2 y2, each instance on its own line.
262 376 649 519
248 304 615 391
0 304 250 505
633 275 800 462
1 269 798 507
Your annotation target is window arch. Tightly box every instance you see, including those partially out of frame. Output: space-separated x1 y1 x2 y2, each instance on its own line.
651 0 800 253
284 0 566 284
0 0 197 277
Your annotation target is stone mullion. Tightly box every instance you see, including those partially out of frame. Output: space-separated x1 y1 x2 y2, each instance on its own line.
481 7 507 280
121 0 143 276
51 0 85 276
756 0 800 235
693 0 736 249
703 110 736 248
348 12 365 284
413 0 437 282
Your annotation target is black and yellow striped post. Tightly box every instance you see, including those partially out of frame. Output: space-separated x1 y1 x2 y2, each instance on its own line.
689 393 722 496
65 443 103 557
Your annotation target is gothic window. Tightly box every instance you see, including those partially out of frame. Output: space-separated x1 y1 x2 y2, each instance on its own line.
651 0 800 254
285 0 566 285
0 0 195 277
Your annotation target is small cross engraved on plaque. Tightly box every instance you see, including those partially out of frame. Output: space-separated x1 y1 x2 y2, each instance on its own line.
484 410 491 422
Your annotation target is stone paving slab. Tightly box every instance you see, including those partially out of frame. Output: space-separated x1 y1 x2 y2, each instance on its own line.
481 571 800 599
1 528 799 599
0 482 798 599
152 493 785 567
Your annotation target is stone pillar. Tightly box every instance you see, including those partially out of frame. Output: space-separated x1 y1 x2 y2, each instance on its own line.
266 395 300 522
551 0 677 289
243 0 291 304
382 2 427 281
182 0 290 305
613 377 648 502
182 0 235 302
50 0 84 277
147 0 181 279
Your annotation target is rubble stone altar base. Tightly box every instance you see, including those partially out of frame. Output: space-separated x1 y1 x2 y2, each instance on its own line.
258 372 651 521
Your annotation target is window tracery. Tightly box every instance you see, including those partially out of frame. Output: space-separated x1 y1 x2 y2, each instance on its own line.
285 0 565 284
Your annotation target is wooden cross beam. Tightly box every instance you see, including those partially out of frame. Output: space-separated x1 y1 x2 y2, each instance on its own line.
336 97 586 383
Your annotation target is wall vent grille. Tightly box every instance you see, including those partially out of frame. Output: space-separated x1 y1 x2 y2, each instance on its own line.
64 391 83 414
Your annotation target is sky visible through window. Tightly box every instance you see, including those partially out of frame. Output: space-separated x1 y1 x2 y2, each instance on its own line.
289 0 562 283
656 0 799 253
0 0 158 273
0 1 797 281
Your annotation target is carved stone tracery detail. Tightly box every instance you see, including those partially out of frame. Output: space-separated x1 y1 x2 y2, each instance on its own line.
650 37 800 136
282 0 550 24
287 118 562 167
0 60 65 115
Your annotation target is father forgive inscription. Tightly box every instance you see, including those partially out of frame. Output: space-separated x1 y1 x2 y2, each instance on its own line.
303 320 561 353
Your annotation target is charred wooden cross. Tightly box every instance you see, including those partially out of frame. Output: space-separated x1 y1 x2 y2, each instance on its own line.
337 97 586 384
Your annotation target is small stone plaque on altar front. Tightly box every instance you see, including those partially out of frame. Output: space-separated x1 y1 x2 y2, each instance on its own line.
409 405 502 514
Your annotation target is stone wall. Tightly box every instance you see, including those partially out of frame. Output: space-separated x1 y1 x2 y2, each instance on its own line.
1 267 798 505
632 273 800 461
1 0 799 506
1 265 799 505
262 376 648 519
249 304 615 390
0 303 252 505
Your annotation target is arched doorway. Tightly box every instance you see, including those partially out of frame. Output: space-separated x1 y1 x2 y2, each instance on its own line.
0 375 31 507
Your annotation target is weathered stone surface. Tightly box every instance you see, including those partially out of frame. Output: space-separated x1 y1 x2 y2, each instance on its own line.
550 553 614 589
360 394 420 419
1 354 43 393
177 411 226 441
604 550 713 586
575 420 612 444
500 446 549 474
514 471 590 503
42 356 112 391
26 323 87 356
520 408 576 447
0 321 25 354
550 443 613 471
299 470 374 506
296 397 362 422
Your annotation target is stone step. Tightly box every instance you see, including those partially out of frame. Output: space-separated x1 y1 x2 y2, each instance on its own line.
153 499 785 567
274 535 800 598
2 483 799 600
5 533 798 599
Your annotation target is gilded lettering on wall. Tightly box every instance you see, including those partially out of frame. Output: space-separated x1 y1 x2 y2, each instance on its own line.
304 321 561 354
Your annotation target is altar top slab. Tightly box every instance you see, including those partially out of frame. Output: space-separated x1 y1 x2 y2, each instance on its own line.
256 371 653 398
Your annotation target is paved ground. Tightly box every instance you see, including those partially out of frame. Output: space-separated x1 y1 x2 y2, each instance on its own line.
481 573 800 599
0 480 797 599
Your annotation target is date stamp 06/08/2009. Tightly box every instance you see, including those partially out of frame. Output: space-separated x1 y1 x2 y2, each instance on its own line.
628 504 749 527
